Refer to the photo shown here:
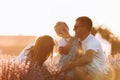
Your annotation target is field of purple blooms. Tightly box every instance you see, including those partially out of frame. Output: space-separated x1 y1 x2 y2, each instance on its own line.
0 53 119 80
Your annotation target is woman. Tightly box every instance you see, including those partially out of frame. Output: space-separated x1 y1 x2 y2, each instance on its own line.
18 35 55 80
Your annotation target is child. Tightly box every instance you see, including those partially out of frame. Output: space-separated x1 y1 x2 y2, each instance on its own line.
53 21 80 80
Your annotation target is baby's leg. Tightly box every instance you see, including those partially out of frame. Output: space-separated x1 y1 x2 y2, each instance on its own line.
75 66 93 80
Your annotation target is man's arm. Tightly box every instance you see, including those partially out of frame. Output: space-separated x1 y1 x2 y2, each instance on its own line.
60 49 96 72
76 50 96 66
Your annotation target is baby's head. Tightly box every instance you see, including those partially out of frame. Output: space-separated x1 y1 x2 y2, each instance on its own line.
54 21 70 38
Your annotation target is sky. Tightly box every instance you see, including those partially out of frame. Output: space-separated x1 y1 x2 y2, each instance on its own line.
0 0 120 38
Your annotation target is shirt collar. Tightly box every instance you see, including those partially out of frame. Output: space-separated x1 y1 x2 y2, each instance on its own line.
81 34 92 44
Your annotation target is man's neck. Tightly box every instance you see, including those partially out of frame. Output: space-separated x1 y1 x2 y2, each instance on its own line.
81 33 90 41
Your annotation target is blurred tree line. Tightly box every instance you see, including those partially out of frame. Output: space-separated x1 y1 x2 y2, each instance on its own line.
91 25 120 57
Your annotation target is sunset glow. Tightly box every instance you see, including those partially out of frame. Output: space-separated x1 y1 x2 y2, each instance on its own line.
0 0 120 38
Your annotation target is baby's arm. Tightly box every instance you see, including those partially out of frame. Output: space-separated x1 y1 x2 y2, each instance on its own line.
59 37 74 55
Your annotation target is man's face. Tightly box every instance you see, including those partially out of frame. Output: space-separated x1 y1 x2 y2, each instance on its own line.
73 21 86 38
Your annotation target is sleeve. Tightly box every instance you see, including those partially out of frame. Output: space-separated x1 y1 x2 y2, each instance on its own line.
58 38 66 48
86 41 98 53
17 44 34 62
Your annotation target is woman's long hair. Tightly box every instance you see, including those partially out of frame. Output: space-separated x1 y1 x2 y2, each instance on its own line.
27 35 55 66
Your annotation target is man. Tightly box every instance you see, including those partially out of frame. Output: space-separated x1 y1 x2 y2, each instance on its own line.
61 16 110 80
73 16 110 80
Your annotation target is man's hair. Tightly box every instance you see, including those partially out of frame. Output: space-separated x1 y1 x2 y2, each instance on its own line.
76 16 93 30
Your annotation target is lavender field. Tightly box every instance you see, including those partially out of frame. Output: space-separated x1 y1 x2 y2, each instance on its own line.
0 53 120 80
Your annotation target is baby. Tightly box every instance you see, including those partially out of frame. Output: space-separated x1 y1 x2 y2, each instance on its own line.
53 21 81 80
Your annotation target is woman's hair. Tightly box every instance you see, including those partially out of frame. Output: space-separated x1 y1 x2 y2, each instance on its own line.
27 35 55 66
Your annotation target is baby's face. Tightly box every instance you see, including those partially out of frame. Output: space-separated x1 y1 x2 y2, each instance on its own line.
55 24 69 38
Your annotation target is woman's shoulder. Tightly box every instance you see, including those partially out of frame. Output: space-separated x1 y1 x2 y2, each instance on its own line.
24 44 34 50
17 44 34 61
